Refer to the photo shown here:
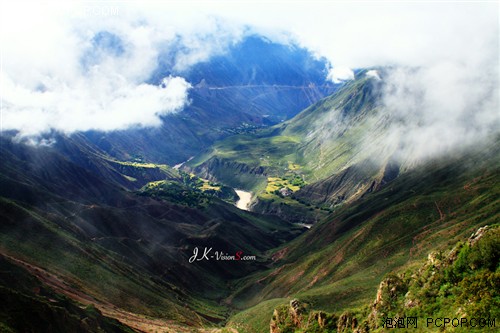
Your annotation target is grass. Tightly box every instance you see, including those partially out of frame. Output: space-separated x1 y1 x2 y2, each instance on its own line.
0 256 136 333
184 73 382 201
288 162 301 171
225 147 500 331
227 298 287 333
265 176 303 193
0 198 197 323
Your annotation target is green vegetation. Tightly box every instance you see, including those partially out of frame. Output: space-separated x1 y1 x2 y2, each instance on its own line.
265 175 306 196
226 143 500 331
367 225 500 332
185 72 389 220
0 256 135 333
233 226 499 333
138 172 239 207
187 71 378 187
228 299 287 333
1 68 498 333
139 180 212 208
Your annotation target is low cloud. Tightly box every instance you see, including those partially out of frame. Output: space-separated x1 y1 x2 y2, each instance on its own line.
365 70 381 81
3 74 191 136
327 67 354 83
378 61 499 163
0 2 236 138
1 1 498 159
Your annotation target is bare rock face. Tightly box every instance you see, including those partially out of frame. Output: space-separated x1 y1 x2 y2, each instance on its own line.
270 299 342 332
372 274 405 311
368 274 407 329
338 312 358 332
314 311 327 328
289 299 302 326
468 225 489 246
270 309 280 333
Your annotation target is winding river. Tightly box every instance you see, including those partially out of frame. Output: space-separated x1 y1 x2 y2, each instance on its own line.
234 189 252 211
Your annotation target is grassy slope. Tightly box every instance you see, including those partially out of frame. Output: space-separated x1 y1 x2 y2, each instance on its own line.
185 72 392 223
0 137 303 329
0 255 135 333
226 143 500 332
250 225 499 333
187 71 380 185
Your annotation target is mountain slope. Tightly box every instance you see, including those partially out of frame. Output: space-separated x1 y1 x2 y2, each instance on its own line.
226 141 499 332
80 36 337 165
0 255 135 333
0 136 303 328
265 225 499 333
185 70 393 221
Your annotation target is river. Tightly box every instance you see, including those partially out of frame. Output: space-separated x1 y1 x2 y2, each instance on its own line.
235 189 252 211
173 156 194 170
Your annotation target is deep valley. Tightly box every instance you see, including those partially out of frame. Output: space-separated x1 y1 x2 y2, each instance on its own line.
1 7 499 333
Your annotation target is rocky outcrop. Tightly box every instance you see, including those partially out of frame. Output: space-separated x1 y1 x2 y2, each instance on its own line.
268 227 499 333
468 225 490 246
270 299 341 333
367 225 498 330
289 299 303 326
369 274 407 324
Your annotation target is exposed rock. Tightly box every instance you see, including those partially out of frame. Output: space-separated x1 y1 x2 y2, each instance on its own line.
270 300 338 332
369 274 407 329
468 225 489 246
315 311 327 328
270 309 280 333
289 299 302 326
446 244 461 264
338 312 357 332
404 297 419 308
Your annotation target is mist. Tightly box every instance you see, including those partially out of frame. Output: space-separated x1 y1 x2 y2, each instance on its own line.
379 62 499 164
1 1 498 159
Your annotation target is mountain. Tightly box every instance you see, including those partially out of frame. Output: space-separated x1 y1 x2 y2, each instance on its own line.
79 36 338 165
266 225 499 333
226 142 499 332
0 135 305 330
184 70 392 221
1 44 498 332
177 69 499 331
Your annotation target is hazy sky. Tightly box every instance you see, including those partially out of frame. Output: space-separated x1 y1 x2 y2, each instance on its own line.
1 1 498 140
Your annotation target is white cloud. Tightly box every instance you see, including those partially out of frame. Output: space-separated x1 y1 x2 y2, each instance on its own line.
365 70 381 81
0 0 498 153
379 62 499 162
327 67 354 83
0 2 196 137
2 74 191 136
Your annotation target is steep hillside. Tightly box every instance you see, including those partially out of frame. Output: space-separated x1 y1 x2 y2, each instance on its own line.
80 36 337 165
0 136 303 329
225 142 499 332
185 70 393 221
265 225 499 333
0 255 135 333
